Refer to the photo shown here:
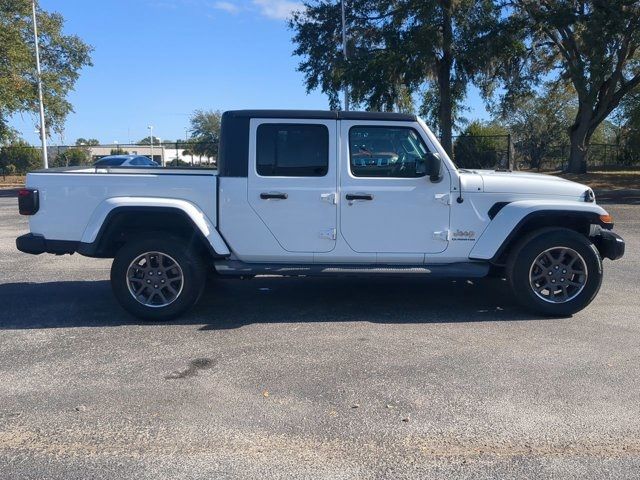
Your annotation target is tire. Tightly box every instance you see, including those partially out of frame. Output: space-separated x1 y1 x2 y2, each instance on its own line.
110 235 207 321
506 227 603 316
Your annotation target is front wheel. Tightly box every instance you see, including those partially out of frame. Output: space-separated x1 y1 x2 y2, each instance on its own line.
111 235 207 321
507 228 603 316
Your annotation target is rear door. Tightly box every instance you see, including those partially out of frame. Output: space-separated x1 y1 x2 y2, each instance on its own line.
247 119 338 253
339 120 451 256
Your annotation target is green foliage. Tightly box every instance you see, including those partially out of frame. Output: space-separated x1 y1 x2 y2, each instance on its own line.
3 164 17 175
453 121 509 169
188 109 221 159
137 136 162 145
167 158 192 167
496 1 640 172
0 1 93 143
110 148 129 155
75 138 99 146
614 89 640 164
290 0 510 154
0 140 41 173
50 147 90 167
502 85 575 170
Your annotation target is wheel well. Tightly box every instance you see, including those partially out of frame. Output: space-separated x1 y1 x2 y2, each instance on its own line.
491 212 595 266
86 207 222 259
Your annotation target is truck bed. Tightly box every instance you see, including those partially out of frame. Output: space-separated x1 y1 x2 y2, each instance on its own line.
25 167 218 242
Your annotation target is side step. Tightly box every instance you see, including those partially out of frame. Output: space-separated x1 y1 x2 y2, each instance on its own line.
214 261 490 278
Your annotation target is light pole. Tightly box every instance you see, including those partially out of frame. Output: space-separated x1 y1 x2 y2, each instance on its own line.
32 0 48 168
340 0 349 111
147 125 154 164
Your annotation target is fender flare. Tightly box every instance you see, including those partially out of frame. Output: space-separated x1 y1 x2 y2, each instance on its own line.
79 197 231 256
469 200 609 262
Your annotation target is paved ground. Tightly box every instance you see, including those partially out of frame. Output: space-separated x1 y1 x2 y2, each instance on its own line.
0 196 639 479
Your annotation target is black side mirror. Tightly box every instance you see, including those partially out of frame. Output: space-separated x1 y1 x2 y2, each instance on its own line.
427 153 442 183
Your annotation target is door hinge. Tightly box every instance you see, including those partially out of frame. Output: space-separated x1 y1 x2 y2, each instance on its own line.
433 230 450 241
435 193 451 205
320 192 337 205
320 228 337 240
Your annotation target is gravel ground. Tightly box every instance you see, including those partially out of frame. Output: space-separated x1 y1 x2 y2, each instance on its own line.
0 197 639 479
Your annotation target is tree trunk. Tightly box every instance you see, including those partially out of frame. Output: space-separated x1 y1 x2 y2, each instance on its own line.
437 1 454 157
567 104 595 174
567 103 592 173
567 135 588 173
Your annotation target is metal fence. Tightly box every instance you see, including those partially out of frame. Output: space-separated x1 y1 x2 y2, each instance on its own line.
452 135 638 171
452 134 512 170
0 141 219 174
1 136 637 175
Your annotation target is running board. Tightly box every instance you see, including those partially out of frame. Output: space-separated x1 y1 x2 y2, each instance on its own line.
214 261 490 278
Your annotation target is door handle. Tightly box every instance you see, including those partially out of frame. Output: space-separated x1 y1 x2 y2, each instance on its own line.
260 192 288 200
345 193 373 201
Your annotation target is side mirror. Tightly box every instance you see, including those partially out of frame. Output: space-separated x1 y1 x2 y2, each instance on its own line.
427 152 442 183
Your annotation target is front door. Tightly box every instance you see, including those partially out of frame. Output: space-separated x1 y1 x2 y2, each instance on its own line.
339 120 451 256
247 119 338 254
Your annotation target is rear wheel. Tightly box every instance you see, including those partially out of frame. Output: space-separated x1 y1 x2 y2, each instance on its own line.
506 228 603 316
111 235 207 321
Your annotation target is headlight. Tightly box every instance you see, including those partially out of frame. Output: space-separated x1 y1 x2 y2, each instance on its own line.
582 189 595 202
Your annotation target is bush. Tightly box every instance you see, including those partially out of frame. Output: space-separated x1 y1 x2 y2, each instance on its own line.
52 148 91 167
453 122 509 169
0 141 42 174
2 164 16 175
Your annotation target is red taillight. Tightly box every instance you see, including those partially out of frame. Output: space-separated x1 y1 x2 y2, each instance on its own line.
18 188 39 215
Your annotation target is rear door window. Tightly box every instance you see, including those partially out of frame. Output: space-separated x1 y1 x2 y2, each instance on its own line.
256 124 329 177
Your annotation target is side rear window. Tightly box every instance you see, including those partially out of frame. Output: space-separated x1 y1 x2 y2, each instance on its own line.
95 158 125 166
256 124 328 177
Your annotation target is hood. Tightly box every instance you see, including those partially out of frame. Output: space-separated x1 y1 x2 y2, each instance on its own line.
467 170 590 198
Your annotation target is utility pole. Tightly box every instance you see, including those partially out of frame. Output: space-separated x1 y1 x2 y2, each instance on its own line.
32 0 48 168
340 0 349 111
148 125 154 165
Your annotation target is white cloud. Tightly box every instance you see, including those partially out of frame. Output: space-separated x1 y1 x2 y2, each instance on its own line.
252 0 302 20
213 1 241 14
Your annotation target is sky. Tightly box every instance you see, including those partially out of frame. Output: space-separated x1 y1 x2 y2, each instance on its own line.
11 0 489 146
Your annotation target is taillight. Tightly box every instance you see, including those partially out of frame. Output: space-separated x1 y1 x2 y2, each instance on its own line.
18 188 39 216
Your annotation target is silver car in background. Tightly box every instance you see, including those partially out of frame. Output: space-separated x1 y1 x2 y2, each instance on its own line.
93 155 159 167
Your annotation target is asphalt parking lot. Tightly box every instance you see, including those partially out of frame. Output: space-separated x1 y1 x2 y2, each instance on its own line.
0 195 639 479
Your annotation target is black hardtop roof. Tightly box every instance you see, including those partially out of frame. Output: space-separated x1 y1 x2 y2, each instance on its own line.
223 109 417 122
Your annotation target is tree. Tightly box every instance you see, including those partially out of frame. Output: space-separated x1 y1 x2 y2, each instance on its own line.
506 1 640 173
453 121 509 169
501 85 575 170
0 1 92 143
51 147 90 167
137 136 162 145
0 140 41 173
290 0 511 155
611 88 640 165
75 138 99 146
188 109 221 160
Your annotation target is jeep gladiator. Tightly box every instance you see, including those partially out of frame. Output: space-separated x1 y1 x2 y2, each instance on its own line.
16 110 625 320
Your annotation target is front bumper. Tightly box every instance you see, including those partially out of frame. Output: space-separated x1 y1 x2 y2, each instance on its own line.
594 230 625 261
16 233 78 256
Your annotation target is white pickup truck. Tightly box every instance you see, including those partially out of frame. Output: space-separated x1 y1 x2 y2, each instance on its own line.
16 110 625 320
